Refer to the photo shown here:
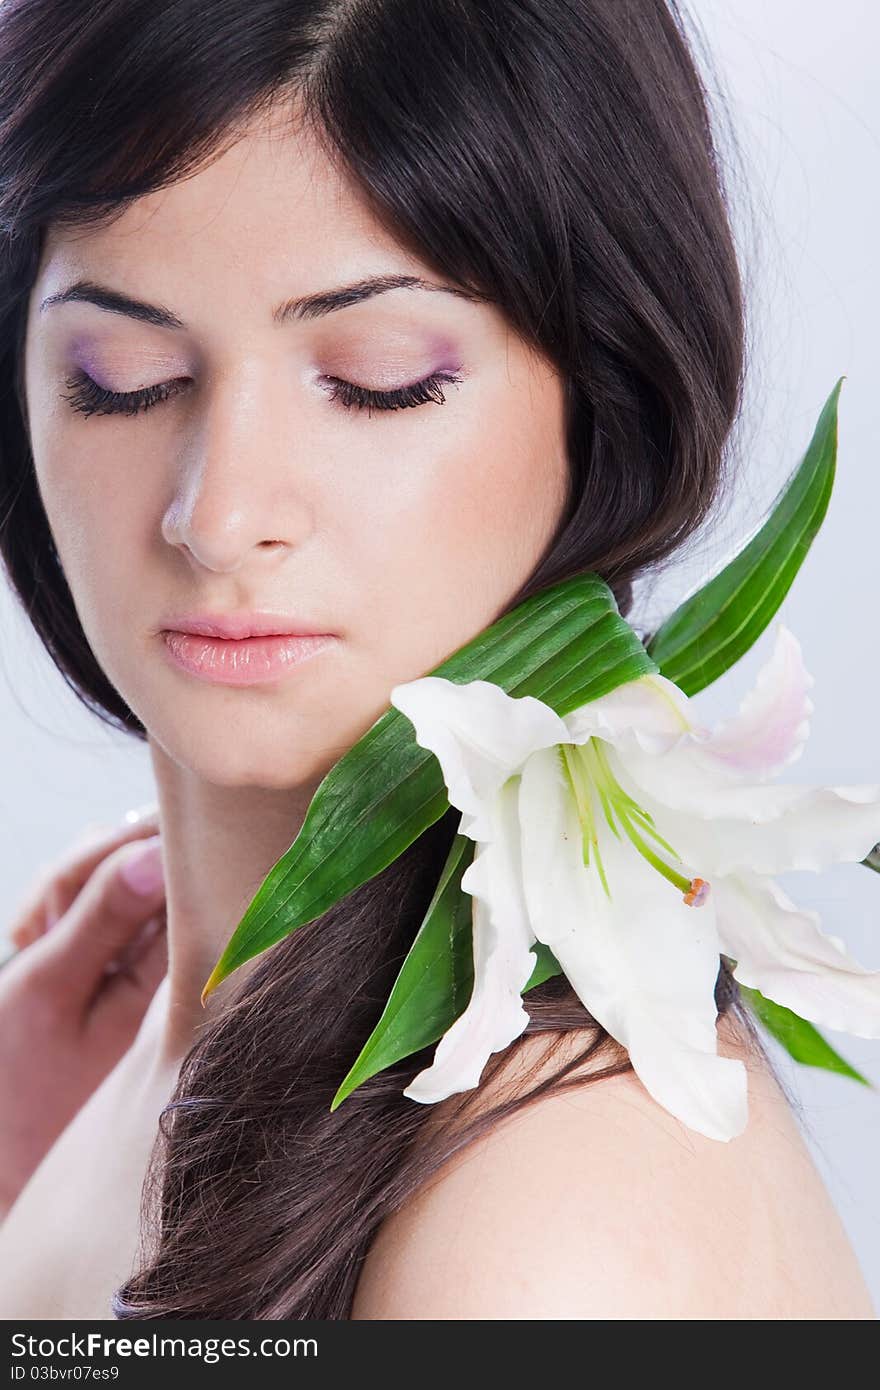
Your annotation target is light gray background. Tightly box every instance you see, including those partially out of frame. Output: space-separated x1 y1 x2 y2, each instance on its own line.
1 1 877 1311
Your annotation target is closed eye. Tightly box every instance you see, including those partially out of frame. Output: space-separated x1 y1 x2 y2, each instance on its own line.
61 370 189 418
321 372 462 412
60 368 463 419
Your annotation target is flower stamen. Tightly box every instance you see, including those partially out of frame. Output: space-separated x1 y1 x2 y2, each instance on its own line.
562 737 711 908
558 743 611 896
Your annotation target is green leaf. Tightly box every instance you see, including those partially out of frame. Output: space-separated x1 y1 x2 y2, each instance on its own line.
332 838 566 1108
330 830 565 1111
202 572 656 1000
646 378 843 695
863 843 880 875
330 832 476 1109
739 982 872 1086
524 941 562 992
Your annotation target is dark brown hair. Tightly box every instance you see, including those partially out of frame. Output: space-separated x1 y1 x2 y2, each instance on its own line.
0 0 785 1317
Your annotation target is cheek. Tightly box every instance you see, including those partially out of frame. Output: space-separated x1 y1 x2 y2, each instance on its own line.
342 369 569 675
32 431 153 641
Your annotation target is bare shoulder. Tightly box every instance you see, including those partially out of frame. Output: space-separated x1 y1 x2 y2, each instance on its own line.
351 1012 875 1319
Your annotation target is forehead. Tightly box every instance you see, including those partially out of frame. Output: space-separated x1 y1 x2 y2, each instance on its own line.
38 109 424 308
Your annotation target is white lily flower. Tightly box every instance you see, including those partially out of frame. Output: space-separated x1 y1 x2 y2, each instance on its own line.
389 622 880 1143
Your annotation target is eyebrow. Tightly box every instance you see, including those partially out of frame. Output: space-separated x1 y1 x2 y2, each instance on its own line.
38 273 485 329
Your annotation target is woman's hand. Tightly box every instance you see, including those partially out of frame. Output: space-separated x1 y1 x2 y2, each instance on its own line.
7 805 161 950
0 811 168 1219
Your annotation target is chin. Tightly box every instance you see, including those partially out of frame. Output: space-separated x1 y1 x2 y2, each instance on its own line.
207 750 333 792
143 716 334 791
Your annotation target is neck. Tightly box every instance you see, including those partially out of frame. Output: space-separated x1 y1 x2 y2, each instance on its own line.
142 737 321 1071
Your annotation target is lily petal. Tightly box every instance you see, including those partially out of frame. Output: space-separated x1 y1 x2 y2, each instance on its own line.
561 671 701 755
391 676 568 842
701 624 814 778
403 777 537 1103
714 870 880 1038
582 626 817 814
611 748 880 877
516 748 748 1142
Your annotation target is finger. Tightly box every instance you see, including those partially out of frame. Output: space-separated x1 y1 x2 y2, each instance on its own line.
8 808 161 949
10 814 161 948
39 835 167 995
129 917 169 996
8 829 112 949
87 916 169 1051
102 913 169 998
104 901 166 972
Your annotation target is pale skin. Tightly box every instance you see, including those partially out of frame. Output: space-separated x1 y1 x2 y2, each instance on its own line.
1 102 875 1319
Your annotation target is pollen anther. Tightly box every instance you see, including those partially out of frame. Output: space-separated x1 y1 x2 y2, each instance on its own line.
684 876 711 907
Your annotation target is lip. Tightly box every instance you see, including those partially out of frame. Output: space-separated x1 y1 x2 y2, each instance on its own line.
161 611 333 640
160 629 337 686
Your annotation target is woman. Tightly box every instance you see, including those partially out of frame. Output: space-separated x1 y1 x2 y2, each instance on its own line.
0 0 873 1319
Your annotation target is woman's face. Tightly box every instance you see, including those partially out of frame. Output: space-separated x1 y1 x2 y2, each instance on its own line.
21 108 571 790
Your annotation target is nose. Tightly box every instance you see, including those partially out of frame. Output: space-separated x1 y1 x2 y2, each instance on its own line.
161 365 314 572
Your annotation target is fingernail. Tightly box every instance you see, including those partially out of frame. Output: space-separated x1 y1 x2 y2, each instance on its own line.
120 836 164 895
124 803 157 827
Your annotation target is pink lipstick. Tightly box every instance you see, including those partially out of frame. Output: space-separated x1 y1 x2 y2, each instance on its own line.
159 612 337 686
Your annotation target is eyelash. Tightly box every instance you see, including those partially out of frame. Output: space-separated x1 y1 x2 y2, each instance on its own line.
60 368 463 419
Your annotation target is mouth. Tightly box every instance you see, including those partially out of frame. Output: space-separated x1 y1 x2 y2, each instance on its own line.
160 629 338 687
160 610 334 641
